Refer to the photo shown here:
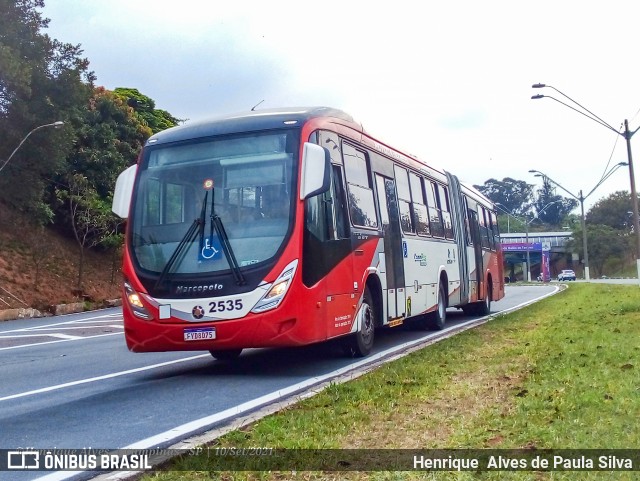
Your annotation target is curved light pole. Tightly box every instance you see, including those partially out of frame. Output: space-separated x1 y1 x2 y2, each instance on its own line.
0 121 64 174
532 83 640 284
529 162 627 281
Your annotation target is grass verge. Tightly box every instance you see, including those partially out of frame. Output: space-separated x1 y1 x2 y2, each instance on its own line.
140 284 640 480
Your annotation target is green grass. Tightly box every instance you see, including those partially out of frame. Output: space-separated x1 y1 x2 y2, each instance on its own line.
141 284 640 480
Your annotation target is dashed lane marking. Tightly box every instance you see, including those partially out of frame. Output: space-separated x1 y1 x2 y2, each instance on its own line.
0 315 124 350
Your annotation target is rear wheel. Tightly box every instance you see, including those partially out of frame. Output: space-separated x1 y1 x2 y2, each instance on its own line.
462 282 492 316
343 287 376 357
475 285 492 316
209 349 243 361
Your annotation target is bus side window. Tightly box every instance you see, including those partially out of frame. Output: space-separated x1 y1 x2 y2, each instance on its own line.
439 185 454 240
410 172 430 236
425 180 444 238
304 165 350 241
393 165 414 234
490 210 500 250
329 165 350 240
305 131 329 241
463 196 472 245
343 143 378 229
479 206 491 249
486 208 496 250
305 134 350 242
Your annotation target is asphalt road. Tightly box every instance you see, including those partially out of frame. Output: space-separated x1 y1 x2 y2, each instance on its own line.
0 284 557 481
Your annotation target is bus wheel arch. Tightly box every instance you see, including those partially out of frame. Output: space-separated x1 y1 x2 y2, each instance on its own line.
365 274 383 328
462 272 492 316
413 271 447 331
343 276 381 358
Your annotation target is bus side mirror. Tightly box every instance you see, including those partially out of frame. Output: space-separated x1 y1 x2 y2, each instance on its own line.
299 142 330 200
112 164 138 218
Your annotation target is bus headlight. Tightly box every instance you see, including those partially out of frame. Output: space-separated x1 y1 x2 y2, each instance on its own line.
252 260 298 313
124 280 151 319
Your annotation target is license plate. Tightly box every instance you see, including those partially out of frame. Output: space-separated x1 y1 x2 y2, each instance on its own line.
184 327 216 341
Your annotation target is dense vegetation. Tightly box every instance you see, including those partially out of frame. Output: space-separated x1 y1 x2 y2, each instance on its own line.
0 0 179 291
475 178 639 277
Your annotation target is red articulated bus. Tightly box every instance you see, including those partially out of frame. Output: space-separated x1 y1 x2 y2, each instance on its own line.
112 107 505 360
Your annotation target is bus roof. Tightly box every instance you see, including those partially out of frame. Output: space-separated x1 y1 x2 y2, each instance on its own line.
144 107 494 210
146 107 356 146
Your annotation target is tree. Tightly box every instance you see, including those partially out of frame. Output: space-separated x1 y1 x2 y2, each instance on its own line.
0 0 94 220
533 176 577 225
114 87 180 133
62 87 151 197
56 173 119 290
474 177 534 216
566 223 630 277
51 86 152 262
587 190 639 232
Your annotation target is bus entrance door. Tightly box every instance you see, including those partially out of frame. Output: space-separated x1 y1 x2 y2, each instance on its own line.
468 210 484 299
375 175 406 323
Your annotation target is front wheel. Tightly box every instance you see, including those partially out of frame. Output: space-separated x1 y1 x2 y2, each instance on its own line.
209 349 243 361
343 287 376 357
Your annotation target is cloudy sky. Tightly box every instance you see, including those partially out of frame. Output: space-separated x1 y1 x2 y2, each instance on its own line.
41 0 640 210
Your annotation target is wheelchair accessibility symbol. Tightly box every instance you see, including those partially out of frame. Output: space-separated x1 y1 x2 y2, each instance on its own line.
199 237 222 262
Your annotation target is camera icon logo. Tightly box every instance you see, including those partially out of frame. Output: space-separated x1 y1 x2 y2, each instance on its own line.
7 451 40 469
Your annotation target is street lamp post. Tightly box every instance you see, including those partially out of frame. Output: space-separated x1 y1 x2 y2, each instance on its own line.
0 121 64 174
529 163 627 281
525 217 531 282
532 83 640 284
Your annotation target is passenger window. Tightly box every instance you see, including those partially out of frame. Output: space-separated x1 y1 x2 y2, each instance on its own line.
426 181 444 238
394 166 414 234
343 143 378 229
409 173 430 236
479 207 491 249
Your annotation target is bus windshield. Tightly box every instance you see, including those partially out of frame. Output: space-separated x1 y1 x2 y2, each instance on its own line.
130 129 298 279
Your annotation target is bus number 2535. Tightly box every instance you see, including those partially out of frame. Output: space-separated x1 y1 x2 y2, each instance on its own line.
209 299 243 313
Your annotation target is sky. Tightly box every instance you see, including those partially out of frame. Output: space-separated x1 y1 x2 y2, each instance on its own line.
40 0 640 211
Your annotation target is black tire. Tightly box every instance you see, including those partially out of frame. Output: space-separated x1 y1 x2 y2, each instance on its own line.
343 287 376 357
209 349 243 361
461 303 475 316
475 285 492 316
429 282 447 330
462 282 492 317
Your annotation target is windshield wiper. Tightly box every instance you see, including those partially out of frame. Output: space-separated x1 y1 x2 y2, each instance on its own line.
208 186 245 286
154 192 208 291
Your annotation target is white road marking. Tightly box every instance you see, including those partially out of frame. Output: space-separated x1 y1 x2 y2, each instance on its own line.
0 354 210 402
0 314 123 334
8 325 122 332
0 313 125 350
0 332 123 351
47 333 83 340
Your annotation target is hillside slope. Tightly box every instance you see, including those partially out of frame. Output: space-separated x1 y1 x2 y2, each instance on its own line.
0 203 121 312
